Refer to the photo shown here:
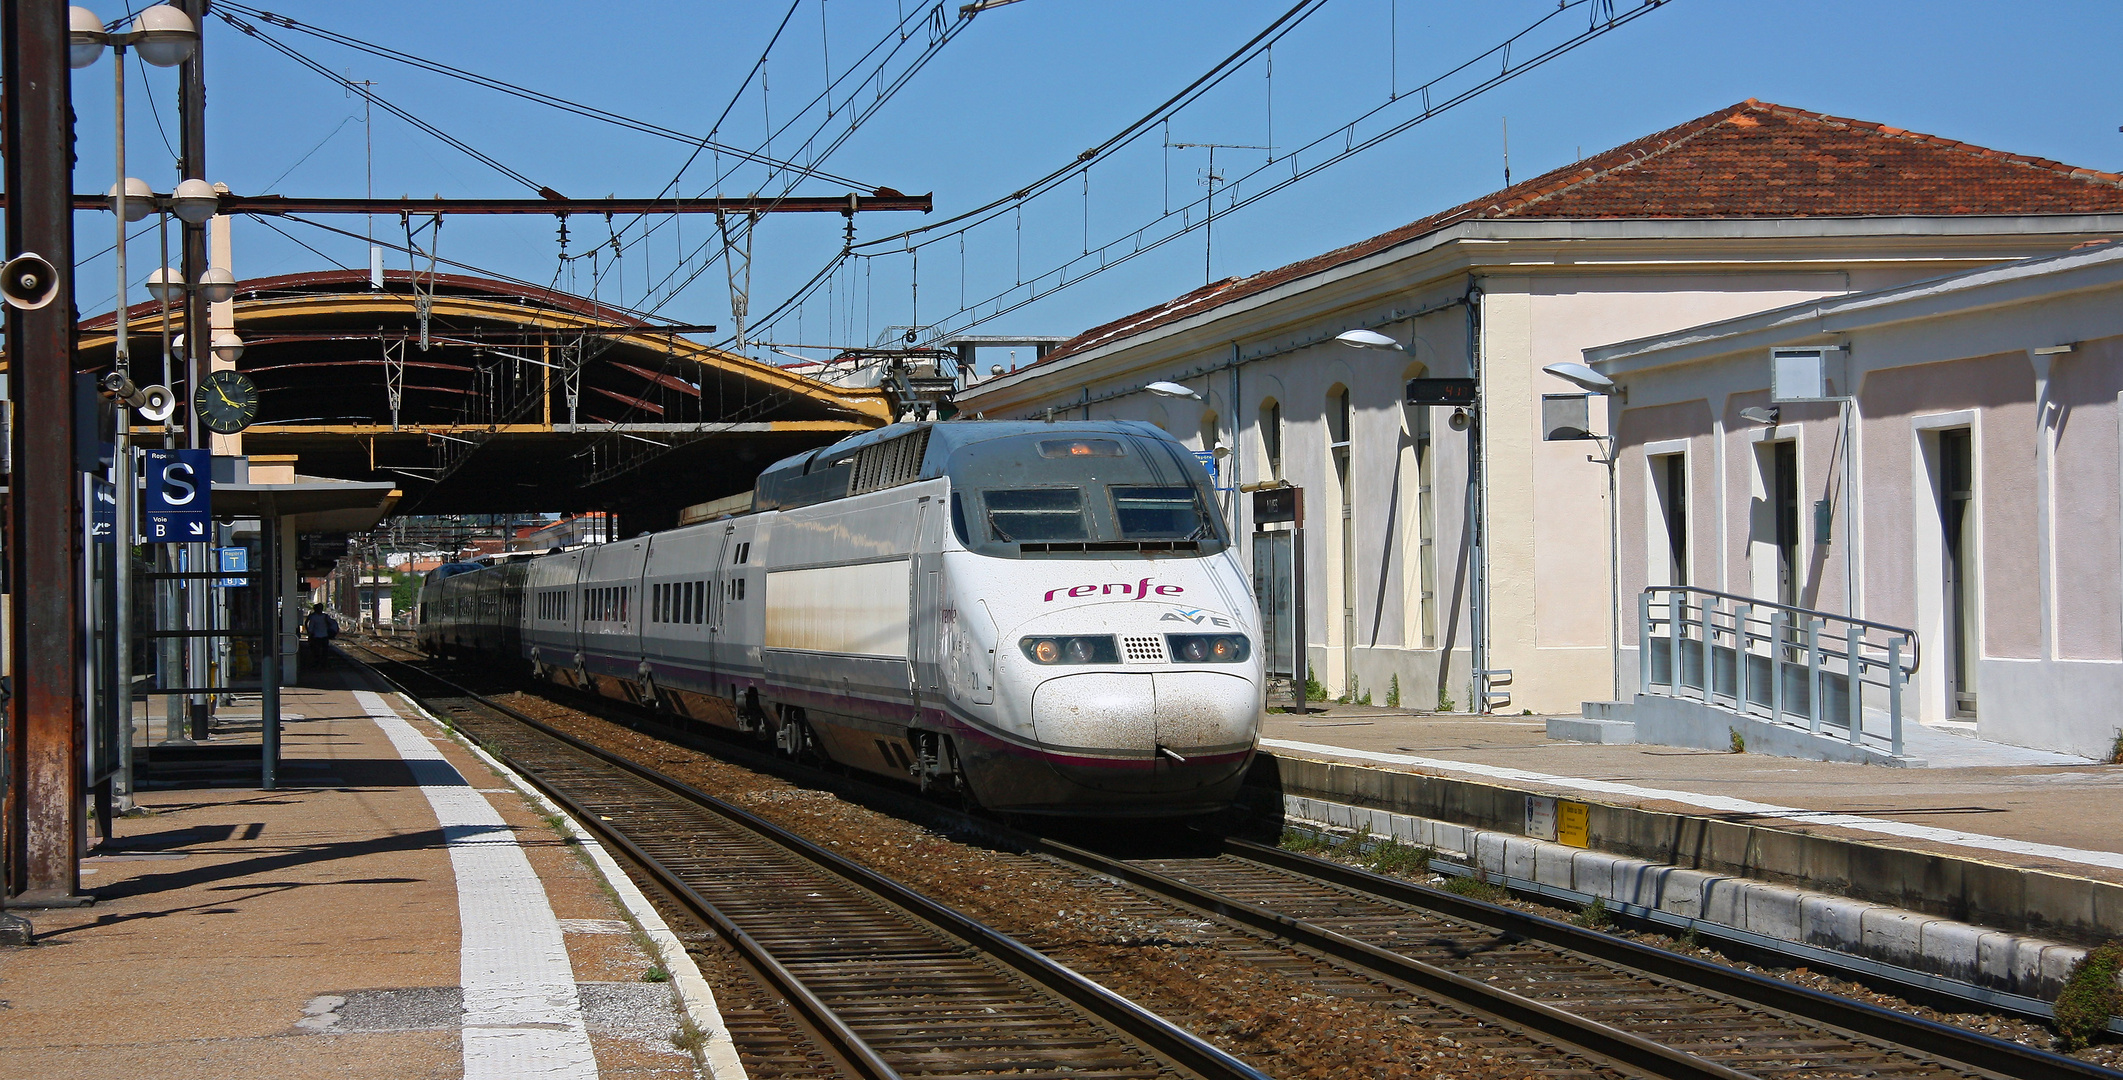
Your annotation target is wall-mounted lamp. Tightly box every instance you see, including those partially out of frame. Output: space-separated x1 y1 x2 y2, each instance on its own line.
1335 328 1400 350
1144 380 1199 399
1541 360 1617 396
1739 406 1780 427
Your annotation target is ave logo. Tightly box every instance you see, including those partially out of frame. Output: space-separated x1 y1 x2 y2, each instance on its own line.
1160 607 1233 628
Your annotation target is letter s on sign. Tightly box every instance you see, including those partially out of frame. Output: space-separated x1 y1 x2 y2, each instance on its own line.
162 462 196 506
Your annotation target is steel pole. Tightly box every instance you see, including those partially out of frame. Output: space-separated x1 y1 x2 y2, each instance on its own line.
3 0 85 906
179 0 209 740
110 46 136 813
1604 441 1620 700
259 511 278 790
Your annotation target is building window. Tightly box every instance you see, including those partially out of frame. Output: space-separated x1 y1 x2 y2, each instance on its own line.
1327 386 1355 688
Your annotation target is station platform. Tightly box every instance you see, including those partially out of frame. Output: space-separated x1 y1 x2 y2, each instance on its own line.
0 659 729 1080
1260 705 2123 882
1257 704 2123 1002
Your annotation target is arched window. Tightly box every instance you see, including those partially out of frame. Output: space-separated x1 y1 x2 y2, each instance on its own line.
1401 362 1435 649
1259 398 1283 481
1325 385 1355 695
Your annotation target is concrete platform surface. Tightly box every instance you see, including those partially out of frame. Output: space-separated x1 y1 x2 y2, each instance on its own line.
0 665 713 1080
1263 706 2123 885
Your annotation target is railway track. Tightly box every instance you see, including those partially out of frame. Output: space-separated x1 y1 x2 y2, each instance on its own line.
349 640 1266 1080
352 639 2121 1080
1034 837 2120 1080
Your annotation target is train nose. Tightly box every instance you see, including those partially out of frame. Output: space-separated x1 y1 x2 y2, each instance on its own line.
1030 671 1256 793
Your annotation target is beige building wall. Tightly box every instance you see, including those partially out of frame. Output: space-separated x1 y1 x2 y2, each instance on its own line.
1591 243 2123 757
961 220 2123 718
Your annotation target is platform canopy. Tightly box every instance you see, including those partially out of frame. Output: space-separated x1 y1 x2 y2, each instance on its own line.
68 270 891 526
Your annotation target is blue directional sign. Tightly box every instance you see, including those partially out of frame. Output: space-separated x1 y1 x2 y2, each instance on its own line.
216 545 249 587
91 477 116 543
142 448 212 543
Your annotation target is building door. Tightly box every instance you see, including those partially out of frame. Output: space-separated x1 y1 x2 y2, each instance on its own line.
1252 530 1295 680
1663 454 1689 586
1773 441 1799 607
1938 429 1977 717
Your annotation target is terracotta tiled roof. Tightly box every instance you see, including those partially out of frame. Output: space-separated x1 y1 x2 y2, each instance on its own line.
1030 99 2123 365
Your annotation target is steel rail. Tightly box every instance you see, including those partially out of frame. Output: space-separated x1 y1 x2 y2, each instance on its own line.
347 644 897 1080
1028 835 1755 1080
355 644 1271 1080
1223 837 2123 1080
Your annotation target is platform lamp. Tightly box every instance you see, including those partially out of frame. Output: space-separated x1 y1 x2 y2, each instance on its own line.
1542 361 1624 701
72 4 199 814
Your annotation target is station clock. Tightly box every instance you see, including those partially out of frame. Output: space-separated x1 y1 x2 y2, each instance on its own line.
193 369 261 435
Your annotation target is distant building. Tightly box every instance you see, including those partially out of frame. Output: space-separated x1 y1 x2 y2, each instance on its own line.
956 100 2123 714
1587 240 2123 757
510 512 614 551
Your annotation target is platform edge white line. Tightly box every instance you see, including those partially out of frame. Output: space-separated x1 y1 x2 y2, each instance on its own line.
385 687 749 1080
354 689 598 1079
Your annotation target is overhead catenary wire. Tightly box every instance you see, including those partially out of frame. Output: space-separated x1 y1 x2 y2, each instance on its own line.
214 1 874 192
755 0 1670 348
219 11 549 194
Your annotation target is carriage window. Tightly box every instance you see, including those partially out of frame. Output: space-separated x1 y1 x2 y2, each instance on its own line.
1111 486 1215 540
984 488 1089 542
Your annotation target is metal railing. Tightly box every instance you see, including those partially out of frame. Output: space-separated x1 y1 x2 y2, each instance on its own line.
1640 586 1918 757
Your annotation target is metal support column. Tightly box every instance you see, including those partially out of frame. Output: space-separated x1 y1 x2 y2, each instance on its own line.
1768 611 1786 725
178 0 210 741
1845 625 1864 745
259 511 279 790
3 0 86 907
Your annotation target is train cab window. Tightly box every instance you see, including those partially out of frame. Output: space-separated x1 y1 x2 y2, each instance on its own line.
984 489 1089 542
945 428 1226 559
1111 486 1216 540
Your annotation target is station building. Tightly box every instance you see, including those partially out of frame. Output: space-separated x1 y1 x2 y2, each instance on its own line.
1586 239 2123 758
955 100 2123 714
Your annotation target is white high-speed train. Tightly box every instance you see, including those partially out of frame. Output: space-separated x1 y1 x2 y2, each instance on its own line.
419 420 1263 816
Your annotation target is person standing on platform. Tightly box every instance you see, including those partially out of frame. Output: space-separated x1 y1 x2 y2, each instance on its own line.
304 604 339 668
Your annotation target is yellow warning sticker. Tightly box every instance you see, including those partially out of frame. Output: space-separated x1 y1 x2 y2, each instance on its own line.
1557 800 1589 848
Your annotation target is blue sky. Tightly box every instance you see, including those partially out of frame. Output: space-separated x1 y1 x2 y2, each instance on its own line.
64 0 2123 365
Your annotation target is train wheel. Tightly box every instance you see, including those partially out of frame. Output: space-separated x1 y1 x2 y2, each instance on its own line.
773 706 820 762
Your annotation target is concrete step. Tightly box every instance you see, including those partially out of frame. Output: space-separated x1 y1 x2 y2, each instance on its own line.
1548 715 1637 744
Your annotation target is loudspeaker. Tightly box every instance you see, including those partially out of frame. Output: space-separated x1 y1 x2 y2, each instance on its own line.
0 252 59 310
1447 408 1471 432
136 385 177 423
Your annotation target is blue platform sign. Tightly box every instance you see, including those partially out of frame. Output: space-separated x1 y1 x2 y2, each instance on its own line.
216 545 249 587
142 448 212 543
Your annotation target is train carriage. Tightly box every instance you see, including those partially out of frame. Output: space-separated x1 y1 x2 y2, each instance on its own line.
414 420 1263 816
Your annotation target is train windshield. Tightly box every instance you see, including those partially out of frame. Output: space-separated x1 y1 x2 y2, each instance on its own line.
946 430 1226 559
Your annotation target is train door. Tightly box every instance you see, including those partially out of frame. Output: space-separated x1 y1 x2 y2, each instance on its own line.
708 523 734 686
910 494 945 711
569 551 591 679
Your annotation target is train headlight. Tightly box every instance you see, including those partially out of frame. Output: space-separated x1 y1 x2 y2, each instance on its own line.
1019 635 1119 665
1166 634 1250 663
